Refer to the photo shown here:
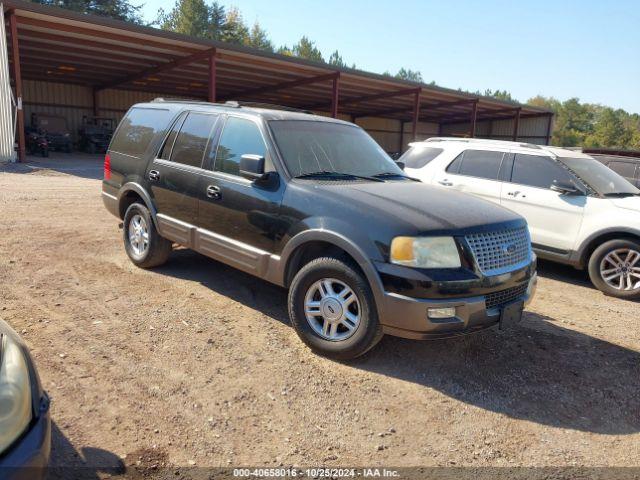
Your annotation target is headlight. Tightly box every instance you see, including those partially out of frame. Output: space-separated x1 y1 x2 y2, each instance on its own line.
390 236 461 268
0 334 32 453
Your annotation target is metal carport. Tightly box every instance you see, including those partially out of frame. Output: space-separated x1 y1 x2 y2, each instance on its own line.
1 0 553 162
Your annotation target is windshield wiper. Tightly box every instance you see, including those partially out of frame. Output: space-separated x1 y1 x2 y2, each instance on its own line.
294 171 384 182
372 171 420 181
603 192 640 198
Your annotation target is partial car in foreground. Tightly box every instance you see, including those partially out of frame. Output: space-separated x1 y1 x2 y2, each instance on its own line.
0 319 51 480
403 138 640 299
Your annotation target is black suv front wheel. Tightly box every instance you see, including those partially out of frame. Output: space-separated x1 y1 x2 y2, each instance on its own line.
123 203 172 268
588 239 640 299
288 257 383 360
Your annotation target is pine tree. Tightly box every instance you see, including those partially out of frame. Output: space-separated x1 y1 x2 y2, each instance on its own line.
395 68 423 83
291 36 324 62
221 7 249 45
245 22 274 52
328 50 346 68
29 0 143 23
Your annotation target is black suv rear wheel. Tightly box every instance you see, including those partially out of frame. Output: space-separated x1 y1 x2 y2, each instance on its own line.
588 239 640 299
123 203 172 268
288 257 383 360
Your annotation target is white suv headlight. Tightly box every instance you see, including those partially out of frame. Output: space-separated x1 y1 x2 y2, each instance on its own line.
0 334 33 454
390 236 462 268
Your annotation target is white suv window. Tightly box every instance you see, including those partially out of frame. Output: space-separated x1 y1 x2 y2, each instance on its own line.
511 154 574 189
446 149 504 180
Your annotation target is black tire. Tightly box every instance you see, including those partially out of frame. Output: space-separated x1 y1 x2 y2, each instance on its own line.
288 257 383 360
123 203 172 268
588 239 640 299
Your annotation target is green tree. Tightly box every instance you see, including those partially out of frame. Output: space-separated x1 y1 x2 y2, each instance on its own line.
395 68 423 82
29 0 143 23
584 108 631 148
290 36 324 62
221 7 249 45
245 22 274 52
158 0 213 38
328 50 346 68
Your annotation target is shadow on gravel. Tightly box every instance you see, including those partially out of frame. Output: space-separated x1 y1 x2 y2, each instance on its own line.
157 250 640 435
49 422 125 479
354 314 640 435
536 259 593 288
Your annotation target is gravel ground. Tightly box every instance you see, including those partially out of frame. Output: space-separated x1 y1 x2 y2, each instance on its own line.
0 156 638 479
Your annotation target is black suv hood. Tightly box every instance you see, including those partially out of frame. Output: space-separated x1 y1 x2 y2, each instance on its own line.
309 181 524 234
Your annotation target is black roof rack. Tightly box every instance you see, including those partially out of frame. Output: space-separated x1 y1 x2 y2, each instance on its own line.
224 101 314 114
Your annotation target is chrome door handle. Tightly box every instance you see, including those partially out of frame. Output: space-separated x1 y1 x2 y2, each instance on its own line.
148 170 160 181
438 180 453 186
206 185 221 200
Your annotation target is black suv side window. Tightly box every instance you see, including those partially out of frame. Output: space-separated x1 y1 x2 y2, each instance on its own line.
169 112 219 168
447 149 504 180
214 116 267 176
110 107 171 158
158 112 187 160
511 154 574 189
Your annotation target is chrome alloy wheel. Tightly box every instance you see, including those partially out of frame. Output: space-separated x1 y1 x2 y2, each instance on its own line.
128 214 149 257
600 248 640 291
304 278 361 341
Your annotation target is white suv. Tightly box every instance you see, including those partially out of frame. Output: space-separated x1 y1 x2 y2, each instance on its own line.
402 137 640 299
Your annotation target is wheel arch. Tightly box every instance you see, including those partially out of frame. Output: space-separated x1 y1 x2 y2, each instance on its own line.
577 228 640 268
117 182 158 227
278 230 385 307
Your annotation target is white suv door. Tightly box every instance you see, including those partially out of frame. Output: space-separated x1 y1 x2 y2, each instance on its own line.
501 152 586 252
431 148 506 206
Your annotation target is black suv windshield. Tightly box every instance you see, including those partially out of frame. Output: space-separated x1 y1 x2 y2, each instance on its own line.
269 120 404 179
558 156 640 196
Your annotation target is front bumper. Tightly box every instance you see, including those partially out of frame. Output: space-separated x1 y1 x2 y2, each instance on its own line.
0 394 51 480
378 263 537 340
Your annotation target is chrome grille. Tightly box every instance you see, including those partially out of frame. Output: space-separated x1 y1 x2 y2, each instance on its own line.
485 284 528 310
465 226 531 275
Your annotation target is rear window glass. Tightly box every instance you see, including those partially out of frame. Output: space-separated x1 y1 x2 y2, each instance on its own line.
402 147 444 169
608 161 637 179
110 107 171 158
170 113 219 168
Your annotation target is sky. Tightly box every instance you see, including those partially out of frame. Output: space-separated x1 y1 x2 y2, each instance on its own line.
138 0 640 114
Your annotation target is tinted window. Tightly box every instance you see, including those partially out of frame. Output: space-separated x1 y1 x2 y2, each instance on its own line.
110 108 171 158
446 153 463 173
457 150 504 180
608 161 637 180
158 113 187 160
170 113 218 168
402 147 444 169
512 154 574 189
215 117 267 176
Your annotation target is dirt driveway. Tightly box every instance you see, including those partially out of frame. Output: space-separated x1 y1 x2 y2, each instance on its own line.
1 156 639 478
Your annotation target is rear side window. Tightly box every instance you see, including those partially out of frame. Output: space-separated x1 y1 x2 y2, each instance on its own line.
169 113 219 168
215 117 267 176
608 161 637 180
402 147 444 169
110 107 171 158
448 149 504 180
511 154 574 189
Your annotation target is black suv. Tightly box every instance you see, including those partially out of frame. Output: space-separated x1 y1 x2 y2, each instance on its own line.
102 100 537 359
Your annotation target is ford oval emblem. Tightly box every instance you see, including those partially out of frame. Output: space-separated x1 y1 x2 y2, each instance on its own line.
502 243 517 255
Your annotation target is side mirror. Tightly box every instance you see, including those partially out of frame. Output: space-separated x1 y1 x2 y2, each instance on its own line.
239 154 265 181
395 161 405 170
551 180 583 196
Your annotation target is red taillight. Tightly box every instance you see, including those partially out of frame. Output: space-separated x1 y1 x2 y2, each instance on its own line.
104 154 111 180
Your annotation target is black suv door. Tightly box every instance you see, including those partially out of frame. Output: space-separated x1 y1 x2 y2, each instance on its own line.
197 114 285 261
147 111 220 228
